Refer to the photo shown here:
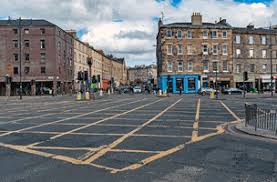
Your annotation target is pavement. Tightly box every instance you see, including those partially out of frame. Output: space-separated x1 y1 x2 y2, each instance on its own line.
0 94 276 182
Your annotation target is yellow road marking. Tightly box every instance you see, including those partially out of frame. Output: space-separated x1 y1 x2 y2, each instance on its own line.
111 143 186 173
48 99 162 140
191 98 200 141
83 98 183 164
0 98 143 137
28 145 162 154
0 142 118 171
0 130 190 138
0 98 130 125
219 101 241 121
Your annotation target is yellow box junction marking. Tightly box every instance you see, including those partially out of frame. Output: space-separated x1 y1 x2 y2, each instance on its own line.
0 98 143 138
82 98 183 164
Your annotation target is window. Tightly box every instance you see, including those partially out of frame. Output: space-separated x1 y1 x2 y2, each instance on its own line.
248 36 254 44
203 60 209 72
25 53 30 61
249 49 254 58
177 44 183 55
167 44 172 55
212 62 218 72
40 53 46 63
24 29 29 34
177 61 183 72
211 31 217 39
222 44 228 55
213 44 218 55
223 60 228 72
41 67 46 74
40 40 45 49
13 29 18 34
24 67 30 74
14 53 18 61
262 64 267 72
235 35 240 44
188 61 193 71
203 31 208 39
177 30 182 39
261 36 266 45
167 62 173 72
187 45 192 55
40 28 45 34
236 49 241 57
24 40 30 48
13 67 18 75
262 50 267 58
222 31 227 38
187 30 192 39
166 30 172 38
250 64 255 72
13 40 18 48
203 44 208 55
236 64 241 73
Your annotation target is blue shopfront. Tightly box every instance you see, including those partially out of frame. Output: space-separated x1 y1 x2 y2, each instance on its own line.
158 74 199 94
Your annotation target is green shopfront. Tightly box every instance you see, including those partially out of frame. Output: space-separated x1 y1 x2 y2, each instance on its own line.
158 75 199 94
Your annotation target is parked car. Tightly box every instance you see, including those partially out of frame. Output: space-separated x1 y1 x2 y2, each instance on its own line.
222 88 243 95
133 86 142 93
198 87 216 95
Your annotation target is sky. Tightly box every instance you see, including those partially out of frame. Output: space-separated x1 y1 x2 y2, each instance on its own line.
0 0 276 67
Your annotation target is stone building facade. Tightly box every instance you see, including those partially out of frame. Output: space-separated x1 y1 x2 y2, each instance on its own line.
0 19 74 96
233 26 277 91
0 19 127 96
127 64 157 84
156 13 233 94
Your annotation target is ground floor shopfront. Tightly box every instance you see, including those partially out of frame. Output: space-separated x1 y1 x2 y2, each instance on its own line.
0 80 73 96
158 74 200 94
234 74 277 92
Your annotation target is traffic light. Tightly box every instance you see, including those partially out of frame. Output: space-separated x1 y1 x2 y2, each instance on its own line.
97 75 101 83
91 75 97 83
84 71 88 81
111 77 114 83
77 71 83 80
243 71 248 81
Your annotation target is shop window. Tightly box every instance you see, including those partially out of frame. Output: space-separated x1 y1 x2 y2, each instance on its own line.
176 78 184 91
188 78 196 91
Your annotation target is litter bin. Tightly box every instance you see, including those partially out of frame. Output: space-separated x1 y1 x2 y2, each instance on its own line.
209 91 215 99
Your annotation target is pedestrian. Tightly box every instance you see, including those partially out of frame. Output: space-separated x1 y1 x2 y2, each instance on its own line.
179 86 182 95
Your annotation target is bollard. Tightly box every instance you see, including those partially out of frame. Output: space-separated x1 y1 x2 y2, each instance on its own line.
108 89 111 95
76 92 82 101
99 90 103 96
158 90 162 96
209 91 215 99
85 91 90 100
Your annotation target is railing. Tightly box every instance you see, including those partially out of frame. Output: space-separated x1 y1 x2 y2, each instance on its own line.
245 103 277 135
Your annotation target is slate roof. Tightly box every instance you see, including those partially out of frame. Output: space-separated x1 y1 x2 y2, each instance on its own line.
0 19 55 27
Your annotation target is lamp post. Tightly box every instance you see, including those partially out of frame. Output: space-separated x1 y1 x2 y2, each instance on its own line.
16 17 32 100
270 24 273 96
215 64 218 99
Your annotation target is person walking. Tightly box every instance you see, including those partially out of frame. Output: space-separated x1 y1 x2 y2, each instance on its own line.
179 86 182 95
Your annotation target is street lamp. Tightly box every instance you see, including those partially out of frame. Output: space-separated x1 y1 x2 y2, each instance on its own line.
16 17 32 100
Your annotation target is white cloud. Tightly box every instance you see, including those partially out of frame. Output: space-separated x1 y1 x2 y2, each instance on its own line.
0 0 276 66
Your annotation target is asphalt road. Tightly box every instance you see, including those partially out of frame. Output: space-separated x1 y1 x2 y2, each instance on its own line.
0 94 276 182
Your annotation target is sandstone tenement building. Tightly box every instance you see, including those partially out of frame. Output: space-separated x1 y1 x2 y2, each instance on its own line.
156 13 277 93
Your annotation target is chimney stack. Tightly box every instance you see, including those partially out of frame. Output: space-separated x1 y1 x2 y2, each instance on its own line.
191 12 202 26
